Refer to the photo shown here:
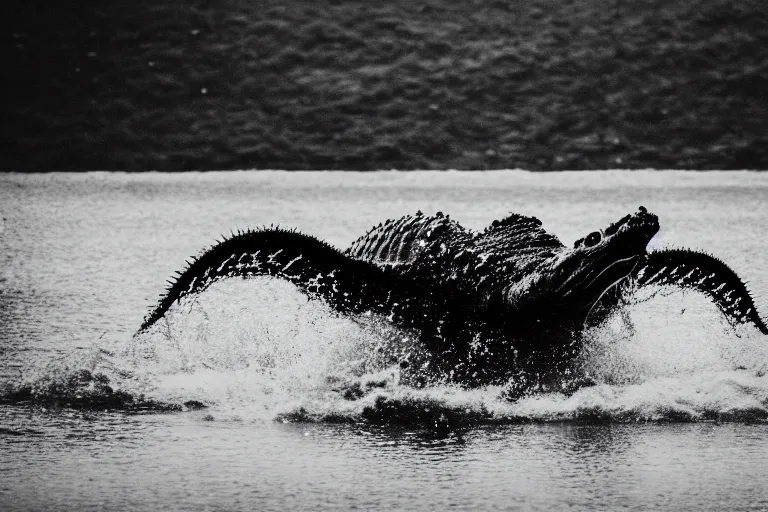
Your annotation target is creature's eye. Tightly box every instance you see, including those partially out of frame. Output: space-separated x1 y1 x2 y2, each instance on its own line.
584 231 601 247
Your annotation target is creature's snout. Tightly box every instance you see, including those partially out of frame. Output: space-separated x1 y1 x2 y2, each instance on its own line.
575 206 659 250
628 205 660 241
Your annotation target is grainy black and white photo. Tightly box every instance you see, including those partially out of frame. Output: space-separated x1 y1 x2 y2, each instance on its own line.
2 1 768 510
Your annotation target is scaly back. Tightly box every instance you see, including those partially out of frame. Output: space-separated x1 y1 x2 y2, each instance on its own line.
345 211 473 265
474 213 564 272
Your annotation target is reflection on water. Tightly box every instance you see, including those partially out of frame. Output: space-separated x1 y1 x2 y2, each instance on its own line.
1 171 768 510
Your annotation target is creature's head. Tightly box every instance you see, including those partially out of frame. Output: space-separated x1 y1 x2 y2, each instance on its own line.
506 206 659 323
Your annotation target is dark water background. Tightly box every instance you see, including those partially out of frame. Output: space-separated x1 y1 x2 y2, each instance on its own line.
4 0 768 171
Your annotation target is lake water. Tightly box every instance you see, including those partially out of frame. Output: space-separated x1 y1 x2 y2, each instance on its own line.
2 170 768 510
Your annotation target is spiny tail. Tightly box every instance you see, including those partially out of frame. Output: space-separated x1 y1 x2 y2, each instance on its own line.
634 248 768 335
138 228 398 333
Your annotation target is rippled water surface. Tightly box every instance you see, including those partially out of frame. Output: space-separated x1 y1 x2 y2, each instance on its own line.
2 171 768 510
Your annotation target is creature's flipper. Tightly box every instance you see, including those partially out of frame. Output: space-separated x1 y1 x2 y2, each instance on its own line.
138 228 398 333
633 249 768 335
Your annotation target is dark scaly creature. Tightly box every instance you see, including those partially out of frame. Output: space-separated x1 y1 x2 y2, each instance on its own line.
137 208 767 392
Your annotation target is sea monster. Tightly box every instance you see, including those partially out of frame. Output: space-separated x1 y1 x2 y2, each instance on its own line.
137 207 767 394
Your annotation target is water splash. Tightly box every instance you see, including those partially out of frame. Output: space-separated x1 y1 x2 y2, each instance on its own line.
4 278 768 425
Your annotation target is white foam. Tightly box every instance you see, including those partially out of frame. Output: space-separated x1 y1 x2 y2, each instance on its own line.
17 276 768 424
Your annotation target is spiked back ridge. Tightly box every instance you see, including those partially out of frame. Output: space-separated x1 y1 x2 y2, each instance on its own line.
345 211 474 265
478 212 563 258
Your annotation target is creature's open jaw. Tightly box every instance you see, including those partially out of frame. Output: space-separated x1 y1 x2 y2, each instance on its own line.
560 254 642 311
580 254 641 307
585 255 640 290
